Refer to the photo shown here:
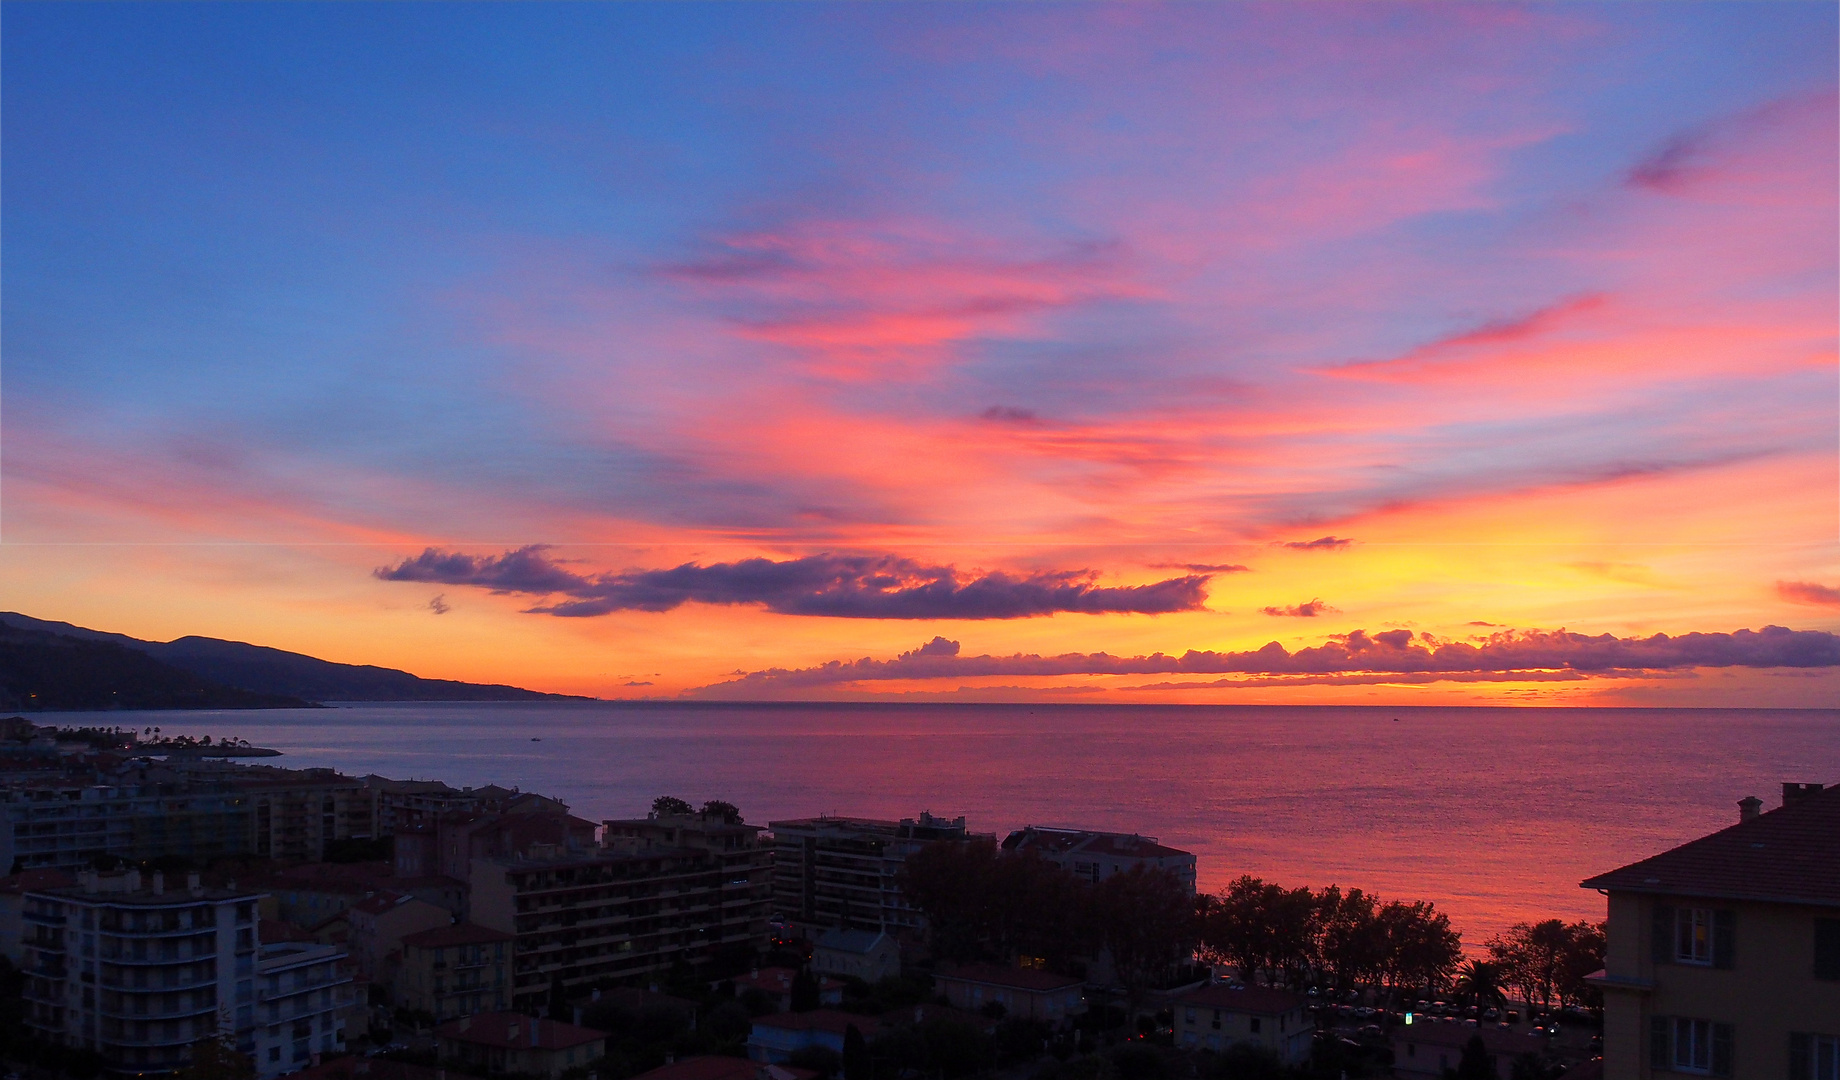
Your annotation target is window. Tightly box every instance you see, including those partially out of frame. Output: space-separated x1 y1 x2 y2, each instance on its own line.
1655 1016 1732 1077
1817 920 1840 981
1211 1009 1221 1030
269 1048 280 1063
1676 909 1713 965
1184 1008 1195 1025
1250 1017 1261 1033
1675 1018 1713 1072
1791 1033 1840 1080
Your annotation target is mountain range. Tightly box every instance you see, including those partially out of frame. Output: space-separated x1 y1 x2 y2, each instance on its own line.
0 612 591 710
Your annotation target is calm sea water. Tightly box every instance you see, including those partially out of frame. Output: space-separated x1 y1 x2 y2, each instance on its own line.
48 702 1840 949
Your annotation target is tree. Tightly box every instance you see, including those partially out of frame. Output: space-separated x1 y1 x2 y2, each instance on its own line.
900 838 1089 968
175 1036 255 1080
1557 921 1606 1009
1487 920 1583 1013
1199 876 1314 987
790 967 821 1012
701 800 743 824
1453 1034 1493 1080
842 1023 870 1080
1453 959 1508 1009
651 796 694 817
1088 866 1198 1009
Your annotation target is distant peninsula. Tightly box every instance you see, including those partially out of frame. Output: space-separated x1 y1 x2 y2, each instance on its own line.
0 612 593 709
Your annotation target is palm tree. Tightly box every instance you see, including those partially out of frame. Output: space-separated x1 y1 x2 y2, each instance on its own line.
1453 959 1508 1009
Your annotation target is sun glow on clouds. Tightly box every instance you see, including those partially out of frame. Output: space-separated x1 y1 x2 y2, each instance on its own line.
2 4 1835 702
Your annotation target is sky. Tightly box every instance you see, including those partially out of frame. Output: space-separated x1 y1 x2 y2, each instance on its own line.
3 2 1838 705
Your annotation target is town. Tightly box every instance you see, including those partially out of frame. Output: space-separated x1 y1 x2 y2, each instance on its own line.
0 723 1831 1080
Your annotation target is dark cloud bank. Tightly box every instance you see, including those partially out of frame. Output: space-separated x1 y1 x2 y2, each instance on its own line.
691 625 1840 695
376 547 1209 619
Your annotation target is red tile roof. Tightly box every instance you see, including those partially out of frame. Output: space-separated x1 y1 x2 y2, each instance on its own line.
401 922 512 949
937 963 1083 992
436 1012 607 1051
1580 784 1840 907
349 891 424 916
1174 984 1303 1015
732 967 842 993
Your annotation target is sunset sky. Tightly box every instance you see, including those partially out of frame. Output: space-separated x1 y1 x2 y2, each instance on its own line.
4 3 1837 704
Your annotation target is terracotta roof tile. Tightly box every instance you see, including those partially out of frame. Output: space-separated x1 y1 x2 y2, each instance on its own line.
401 923 511 949
436 1012 607 1050
1174 984 1303 1015
1580 784 1840 906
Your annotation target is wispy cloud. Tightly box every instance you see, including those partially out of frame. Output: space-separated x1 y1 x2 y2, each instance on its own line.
1150 562 1251 573
1778 580 1840 607
689 625 1840 694
376 547 1211 619
1282 536 1353 550
1262 599 1337 617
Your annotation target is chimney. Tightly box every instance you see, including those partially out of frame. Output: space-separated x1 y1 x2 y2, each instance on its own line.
1784 782 1826 806
152 871 164 896
1738 796 1763 822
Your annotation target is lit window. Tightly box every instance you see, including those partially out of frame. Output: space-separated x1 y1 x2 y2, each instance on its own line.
1676 909 1713 965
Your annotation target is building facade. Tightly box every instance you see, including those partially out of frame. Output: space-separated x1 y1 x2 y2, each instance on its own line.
934 964 1085 1024
252 939 354 1079
0 777 251 873
395 923 513 1021
469 846 766 1011
21 870 263 1074
1001 826 1198 893
1581 782 1840 1080
435 1012 607 1080
767 812 975 936
1172 985 1310 1063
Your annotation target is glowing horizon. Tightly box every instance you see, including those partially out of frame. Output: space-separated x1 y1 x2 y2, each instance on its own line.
3 3 1836 705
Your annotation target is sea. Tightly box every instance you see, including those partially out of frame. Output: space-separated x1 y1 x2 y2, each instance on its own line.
42 702 1840 950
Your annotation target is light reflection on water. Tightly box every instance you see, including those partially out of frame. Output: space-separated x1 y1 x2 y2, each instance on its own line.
62 702 1840 947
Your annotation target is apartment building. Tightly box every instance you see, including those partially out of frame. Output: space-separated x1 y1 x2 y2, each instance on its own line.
225 767 372 864
767 812 976 936
469 844 765 1011
395 922 512 1021
0 775 251 872
1580 782 1840 1080
344 891 451 982
603 809 772 946
20 869 264 1074
363 777 566 839
1001 826 1198 893
252 938 355 1079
